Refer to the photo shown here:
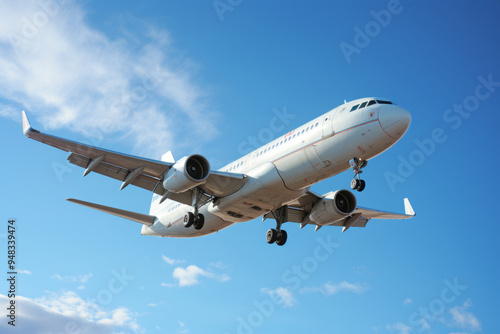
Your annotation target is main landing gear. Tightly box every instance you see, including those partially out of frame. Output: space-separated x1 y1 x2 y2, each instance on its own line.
184 212 204 230
184 187 205 230
349 158 367 192
266 206 288 246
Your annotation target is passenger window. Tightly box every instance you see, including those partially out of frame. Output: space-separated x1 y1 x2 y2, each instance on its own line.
315 123 319 127
350 104 359 112
359 102 367 109
301 130 304 134
367 100 376 106
306 127 309 132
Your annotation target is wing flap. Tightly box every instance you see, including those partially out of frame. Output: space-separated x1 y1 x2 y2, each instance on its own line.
68 153 161 192
66 198 156 226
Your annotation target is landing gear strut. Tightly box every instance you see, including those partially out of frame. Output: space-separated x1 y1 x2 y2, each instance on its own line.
266 206 288 246
349 158 367 192
184 187 205 230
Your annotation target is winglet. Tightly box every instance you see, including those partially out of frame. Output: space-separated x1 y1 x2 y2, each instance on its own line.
22 111 32 135
404 198 415 216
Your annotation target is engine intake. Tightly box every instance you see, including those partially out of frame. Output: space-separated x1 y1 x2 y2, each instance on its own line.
308 189 357 226
162 155 210 193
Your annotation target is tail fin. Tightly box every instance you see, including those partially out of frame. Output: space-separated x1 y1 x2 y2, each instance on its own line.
161 151 175 163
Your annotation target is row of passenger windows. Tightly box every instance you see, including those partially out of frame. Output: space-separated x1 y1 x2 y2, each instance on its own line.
225 122 321 172
168 203 181 213
350 99 392 112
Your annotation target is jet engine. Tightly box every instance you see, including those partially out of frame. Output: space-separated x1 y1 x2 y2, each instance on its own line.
162 155 210 193
308 189 357 225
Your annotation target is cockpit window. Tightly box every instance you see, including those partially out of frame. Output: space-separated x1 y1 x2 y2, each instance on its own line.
376 100 393 104
359 101 368 109
367 100 376 106
350 104 359 112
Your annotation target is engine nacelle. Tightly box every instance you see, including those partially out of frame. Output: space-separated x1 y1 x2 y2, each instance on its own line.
308 189 357 226
162 155 210 193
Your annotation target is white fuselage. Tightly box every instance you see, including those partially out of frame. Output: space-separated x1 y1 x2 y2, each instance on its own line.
141 97 411 238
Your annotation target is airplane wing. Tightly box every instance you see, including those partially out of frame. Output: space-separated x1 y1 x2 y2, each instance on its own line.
22 111 246 202
265 191 415 232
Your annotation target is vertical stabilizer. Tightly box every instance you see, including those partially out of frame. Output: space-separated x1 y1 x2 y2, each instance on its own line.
161 151 175 163
150 151 175 214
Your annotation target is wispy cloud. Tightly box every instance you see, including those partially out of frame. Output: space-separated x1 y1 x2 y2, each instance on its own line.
51 273 92 283
168 264 230 287
300 281 369 296
178 320 188 333
0 1 218 158
18 269 32 275
448 299 481 332
0 292 140 333
162 255 185 265
261 287 296 308
403 298 413 305
385 322 412 334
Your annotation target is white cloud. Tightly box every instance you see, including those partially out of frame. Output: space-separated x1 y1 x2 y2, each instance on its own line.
171 265 230 287
17 269 32 275
403 298 413 305
261 287 296 308
386 322 412 334
448 299 481 332
0 1 218 158
300 281 369 296
51 273 93 283
178 320 188 333
162 255 184 265
0 292 141 334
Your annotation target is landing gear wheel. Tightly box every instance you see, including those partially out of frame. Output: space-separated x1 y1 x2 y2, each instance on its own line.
266 229 278 244
184 212 194 228
351 179 360 190
356 179 366 192
194 214 205 230
276 230 288 246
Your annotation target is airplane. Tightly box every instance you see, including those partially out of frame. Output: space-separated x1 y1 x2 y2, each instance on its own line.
22 97 415 246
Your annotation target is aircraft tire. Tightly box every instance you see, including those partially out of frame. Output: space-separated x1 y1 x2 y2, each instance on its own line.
276 230 287 246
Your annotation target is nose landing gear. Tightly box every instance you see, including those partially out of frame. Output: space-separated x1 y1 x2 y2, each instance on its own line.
349 158 367 192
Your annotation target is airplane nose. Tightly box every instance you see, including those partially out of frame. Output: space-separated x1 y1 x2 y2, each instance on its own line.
379 105 411 139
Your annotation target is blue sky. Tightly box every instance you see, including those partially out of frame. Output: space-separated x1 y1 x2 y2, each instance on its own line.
1 1 499 333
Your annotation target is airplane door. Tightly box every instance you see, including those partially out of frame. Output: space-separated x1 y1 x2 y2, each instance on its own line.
322 109 337 139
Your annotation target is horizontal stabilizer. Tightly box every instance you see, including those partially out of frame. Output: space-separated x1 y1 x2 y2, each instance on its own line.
66 198 156 226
